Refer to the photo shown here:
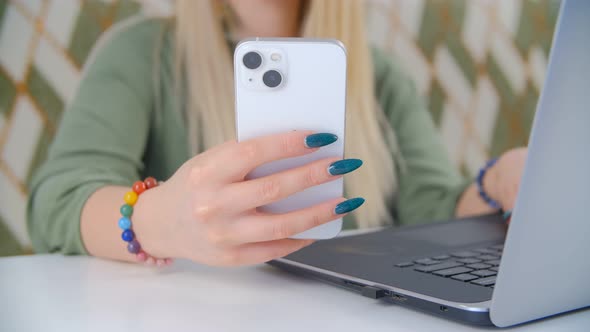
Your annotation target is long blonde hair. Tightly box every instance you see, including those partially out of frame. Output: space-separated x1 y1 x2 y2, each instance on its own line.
174 0 398 228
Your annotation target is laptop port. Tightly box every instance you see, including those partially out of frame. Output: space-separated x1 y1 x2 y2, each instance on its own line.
391 294 407 302
440 305 449 312
361 286 388 299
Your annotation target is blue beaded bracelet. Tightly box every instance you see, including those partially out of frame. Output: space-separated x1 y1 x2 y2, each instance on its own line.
476 158 502 210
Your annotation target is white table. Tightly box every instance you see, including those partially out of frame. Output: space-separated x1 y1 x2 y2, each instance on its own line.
1 255 589 332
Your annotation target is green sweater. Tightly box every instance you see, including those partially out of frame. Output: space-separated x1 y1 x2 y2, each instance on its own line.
27 18 468 255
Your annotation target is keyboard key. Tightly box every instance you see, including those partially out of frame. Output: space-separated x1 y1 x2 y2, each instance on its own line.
466 263 491 270
433 267 473 277
474 248 498 254
490 244 504 250
451 251 479 258
457 258 482 264
472 269 496 277
478 254 500 260
490 266 499 272
414 258 439 265
395 262 414 268
432 255 450 260
471 276 496 286
451 273 480 282
414 261 462 273
487 259 501 266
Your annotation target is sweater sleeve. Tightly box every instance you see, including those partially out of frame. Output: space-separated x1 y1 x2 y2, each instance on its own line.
372 49 471 226
27 18 164 254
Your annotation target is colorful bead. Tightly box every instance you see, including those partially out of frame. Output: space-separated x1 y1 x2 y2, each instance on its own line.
127 240 141 254
118 177 169 264
136 251 147 262
132 181 147 195
118 217 131 230
144 177 158 189
121 229 135 242
120 204 133 217
124 191 138 206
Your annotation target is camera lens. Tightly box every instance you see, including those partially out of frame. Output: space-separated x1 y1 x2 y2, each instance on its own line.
263 70 282 88
242 51 262 70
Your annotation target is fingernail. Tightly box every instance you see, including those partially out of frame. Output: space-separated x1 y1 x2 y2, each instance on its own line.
328 159 363 176
334 197 365 215
304 133 338 148
503 210 512 220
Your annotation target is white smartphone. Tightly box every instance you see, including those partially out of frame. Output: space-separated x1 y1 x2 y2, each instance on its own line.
234 38 347 239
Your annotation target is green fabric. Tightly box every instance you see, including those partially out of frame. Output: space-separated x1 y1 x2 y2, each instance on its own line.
371 48 469 226
0 214 23 256
27 18 467 255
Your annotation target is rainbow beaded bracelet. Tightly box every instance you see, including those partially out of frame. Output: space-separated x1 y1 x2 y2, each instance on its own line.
118 177 158 261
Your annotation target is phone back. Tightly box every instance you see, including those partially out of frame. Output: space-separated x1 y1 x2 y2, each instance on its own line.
234 38 347 239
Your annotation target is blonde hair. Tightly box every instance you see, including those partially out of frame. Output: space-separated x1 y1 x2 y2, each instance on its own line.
174 0 398 228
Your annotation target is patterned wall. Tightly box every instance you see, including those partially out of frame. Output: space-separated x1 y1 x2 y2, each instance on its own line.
0 0 558 254
367 0 559 175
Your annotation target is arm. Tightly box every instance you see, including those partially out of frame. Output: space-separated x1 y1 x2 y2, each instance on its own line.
456 148 527 217
82 186 135 261
455 184 496 218
372 50 523 223
372 49 471 224
27 19 162 258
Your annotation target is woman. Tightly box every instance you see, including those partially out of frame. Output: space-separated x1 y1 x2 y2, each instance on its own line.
27 0 526 266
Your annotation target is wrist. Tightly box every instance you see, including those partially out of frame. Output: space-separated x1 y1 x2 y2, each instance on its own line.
483 165 499 202
477 159 502 210
133 185 175 258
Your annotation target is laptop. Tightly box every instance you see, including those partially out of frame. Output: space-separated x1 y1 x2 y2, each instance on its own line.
269 0 590 327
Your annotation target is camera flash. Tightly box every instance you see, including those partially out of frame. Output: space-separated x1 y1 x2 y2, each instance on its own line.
270 53 281 61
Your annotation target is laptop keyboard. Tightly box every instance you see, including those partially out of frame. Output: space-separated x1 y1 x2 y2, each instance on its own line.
394 244 503 288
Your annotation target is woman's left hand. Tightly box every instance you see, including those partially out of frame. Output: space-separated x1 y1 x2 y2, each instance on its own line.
484 147 528 212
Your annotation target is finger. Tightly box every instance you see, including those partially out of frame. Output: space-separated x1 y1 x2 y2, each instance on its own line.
228 197 364 245
220 238 314 266
222 158 362 213
211 131 338 182
503 210 513 223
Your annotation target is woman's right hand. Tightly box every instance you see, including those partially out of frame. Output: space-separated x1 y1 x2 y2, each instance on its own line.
133 131 363 266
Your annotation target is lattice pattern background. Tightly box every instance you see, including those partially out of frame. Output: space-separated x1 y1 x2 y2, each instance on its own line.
367 0 559 175
0 0 559 255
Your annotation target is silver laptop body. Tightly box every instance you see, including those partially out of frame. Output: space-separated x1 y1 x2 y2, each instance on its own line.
272 0 590 327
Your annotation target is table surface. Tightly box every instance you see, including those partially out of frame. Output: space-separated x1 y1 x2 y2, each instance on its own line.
1 255 589 332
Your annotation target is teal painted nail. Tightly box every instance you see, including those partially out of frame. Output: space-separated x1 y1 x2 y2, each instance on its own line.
305 133 338 148
328 159 363 176
334 197 365 215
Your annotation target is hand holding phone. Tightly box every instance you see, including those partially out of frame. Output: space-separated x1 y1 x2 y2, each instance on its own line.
234 38 350 239
136 129 363 266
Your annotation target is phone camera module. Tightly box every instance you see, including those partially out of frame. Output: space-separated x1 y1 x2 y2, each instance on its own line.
263 70 282 88
243 51 262 70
